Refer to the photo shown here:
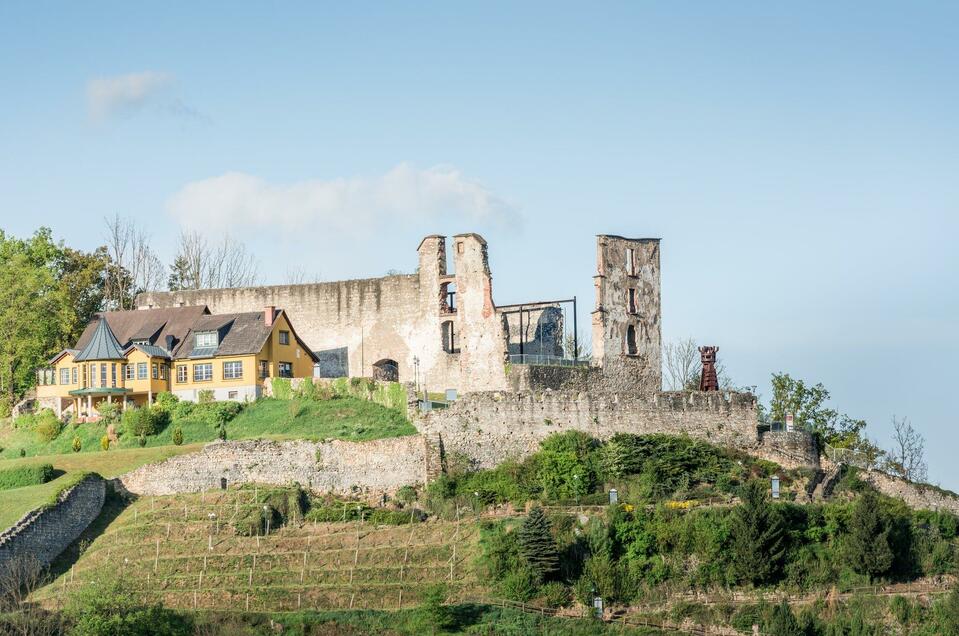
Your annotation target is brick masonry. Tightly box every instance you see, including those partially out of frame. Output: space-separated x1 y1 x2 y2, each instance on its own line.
116 437 428 502
0 474 105 577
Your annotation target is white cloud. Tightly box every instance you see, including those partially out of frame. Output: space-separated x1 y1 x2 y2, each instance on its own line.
166 163 519 235
86 71 174 121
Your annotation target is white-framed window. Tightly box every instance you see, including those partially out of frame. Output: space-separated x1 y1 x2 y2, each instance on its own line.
125 364 134 380
60 368 71 385
137 362 148 380
193 363 213 382
176 365 187 383
72 367 78 384
82 365 88 387
101 364 108 387
160 365 168 380
223 361 243 380
111 363 117 387
278 361 293 378
279 330 290 345
195 332 217 348
152 363 158 379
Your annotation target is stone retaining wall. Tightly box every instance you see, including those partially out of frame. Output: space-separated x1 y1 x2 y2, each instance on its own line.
116 437 427 501
860 470 959 515
756 431 820 469
0 474 105 576
416 389 792 469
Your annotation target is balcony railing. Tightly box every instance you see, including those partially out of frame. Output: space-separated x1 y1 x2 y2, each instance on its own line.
507 354 590 368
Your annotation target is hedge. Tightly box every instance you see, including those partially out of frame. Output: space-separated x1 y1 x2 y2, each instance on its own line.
0 463 55 490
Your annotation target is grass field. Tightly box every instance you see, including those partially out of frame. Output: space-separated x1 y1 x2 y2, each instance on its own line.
0 397 415 461
34 488 484 614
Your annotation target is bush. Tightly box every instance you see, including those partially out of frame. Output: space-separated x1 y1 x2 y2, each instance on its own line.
413 583 452 633
0 464 55 490
172 427 183 446
96 402 121 425
66 575 193 636
122 407 158 438
171 400 195 420
153 391 180 412
235 486 306 535
100 435 110 451
540 581 571 608
33 410 63 443
368 508 426 525
192 401 242 426
272 378 292 400
500 568 538 602
197 389 214 404
72 436 82 453
396 485 418 505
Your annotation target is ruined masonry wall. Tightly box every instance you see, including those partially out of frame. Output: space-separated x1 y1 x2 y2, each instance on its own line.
117 438 427 500
860 470 959 515
417 390 772 469
756 431 820 470
0 475 105 576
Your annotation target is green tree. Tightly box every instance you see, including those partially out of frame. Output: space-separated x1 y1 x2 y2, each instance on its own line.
767 600 803 636
413 583 452 634
768 373 866 447
730 480 787 585
167 254 192 291
941 587 959 634
846 490 894 580
518 507 559 583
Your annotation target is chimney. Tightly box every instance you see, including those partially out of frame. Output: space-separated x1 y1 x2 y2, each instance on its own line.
264 306 275 327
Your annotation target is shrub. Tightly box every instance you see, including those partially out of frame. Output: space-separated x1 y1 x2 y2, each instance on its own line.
96 402 121 425
235 486 306 535
171 400 195 420
122 407 157 438
272 378 292 400
193 401 242 426
413 583 452 633
197 389 215 404
368 508 425 525
66 575 193 636
0 464 55 490
499 568 538 601
100 435 110 451
172 427 183 446
396 485 418 505
153 391 180 412
138 434 147 447
540 581 571 608
33 410 63 443
72 436 82 453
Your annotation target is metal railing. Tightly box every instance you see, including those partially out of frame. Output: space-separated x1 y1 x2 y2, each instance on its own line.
823 442 880 470
508 354 590 368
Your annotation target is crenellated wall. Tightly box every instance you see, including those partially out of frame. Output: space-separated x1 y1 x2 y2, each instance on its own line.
0 475 105 576
416 389 769 469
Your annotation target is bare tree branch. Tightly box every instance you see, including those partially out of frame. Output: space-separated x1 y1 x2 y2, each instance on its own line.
886 415 927 483
171 230 259 290
663 337 701 390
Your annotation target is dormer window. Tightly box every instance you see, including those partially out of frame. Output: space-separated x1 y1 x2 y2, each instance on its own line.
132 339 150 346
195 332 218 348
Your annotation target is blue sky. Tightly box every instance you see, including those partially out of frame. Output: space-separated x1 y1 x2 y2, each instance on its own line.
1 3 956 485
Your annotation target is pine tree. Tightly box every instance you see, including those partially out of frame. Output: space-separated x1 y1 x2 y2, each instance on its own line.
518 507 559 583
767 600 803 636
730 480 787 585
167 255 192 291
846 489 894 580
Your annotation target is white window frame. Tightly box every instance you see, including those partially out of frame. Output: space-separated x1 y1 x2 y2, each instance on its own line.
193 363 213 382
137 362 148 380
176 365 187 383
60 368 71 385
125 364 135 380
195 332 218 348
223 361 243 380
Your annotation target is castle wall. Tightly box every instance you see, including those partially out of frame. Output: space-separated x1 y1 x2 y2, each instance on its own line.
416 389 763 469
137 234 512 394
116 437 428 501
0 475 105 577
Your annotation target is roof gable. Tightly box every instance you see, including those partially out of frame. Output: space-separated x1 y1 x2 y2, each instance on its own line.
74 318 126 361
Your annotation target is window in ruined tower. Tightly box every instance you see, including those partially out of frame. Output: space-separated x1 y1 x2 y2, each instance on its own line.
626 325 638 355
440 282 457 313
627 288 638 314
442 320 460 354
626 248 635 275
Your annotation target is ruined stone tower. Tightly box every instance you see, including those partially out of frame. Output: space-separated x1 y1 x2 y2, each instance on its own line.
591 235 662 392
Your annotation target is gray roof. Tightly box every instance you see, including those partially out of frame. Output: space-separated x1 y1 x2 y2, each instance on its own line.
179 309 318 362
125 344 172 360
74 306 210 357
74 319 127 361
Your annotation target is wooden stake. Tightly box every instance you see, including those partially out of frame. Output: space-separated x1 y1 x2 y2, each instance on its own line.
154 539 159 573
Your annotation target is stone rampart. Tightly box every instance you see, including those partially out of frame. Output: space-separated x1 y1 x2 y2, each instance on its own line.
416 389 781 469
756 431 820 470
0 474 105 576
116 437 427 501
859 470 959 515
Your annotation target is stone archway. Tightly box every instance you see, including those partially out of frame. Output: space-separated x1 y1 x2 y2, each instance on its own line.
372 358 399 382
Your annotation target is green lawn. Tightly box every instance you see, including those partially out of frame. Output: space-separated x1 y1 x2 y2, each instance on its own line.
0 444 202 529
0 396 416 531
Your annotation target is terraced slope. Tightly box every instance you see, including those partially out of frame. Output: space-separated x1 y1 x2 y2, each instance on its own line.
34 489 485 613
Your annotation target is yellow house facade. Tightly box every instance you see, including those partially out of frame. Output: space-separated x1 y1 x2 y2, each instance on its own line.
36 305 317 419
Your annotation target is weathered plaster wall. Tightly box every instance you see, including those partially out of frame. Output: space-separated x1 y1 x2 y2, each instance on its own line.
116 437 427 501
138 234 512 394
591 236 662 394
0 475 105 576
416 389 767 469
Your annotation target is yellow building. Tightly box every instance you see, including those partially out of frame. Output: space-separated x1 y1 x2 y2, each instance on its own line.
36 305 317 419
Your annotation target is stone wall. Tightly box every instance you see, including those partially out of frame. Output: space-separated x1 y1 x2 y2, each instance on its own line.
0 475 105 576
416 389 774 469
116 437 427 501
859 470 959 515
756 431 820 470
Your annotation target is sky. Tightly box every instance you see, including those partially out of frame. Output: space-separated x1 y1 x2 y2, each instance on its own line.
1 3 956 485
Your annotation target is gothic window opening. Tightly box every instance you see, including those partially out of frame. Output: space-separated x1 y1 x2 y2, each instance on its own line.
442 320 460 354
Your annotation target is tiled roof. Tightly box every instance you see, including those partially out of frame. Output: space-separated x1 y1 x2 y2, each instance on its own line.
125 344 172 360
74 319 126 361
74 306 209 357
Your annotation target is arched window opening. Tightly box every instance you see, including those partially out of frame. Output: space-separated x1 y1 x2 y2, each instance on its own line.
626 325 638 355
372 358 399 382
440 282 457 314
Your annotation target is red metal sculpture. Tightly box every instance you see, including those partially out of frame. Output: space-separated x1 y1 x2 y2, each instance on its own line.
699 346 720 392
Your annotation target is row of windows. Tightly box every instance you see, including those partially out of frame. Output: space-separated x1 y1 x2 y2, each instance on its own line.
171 361 294 383
42 359 295 386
